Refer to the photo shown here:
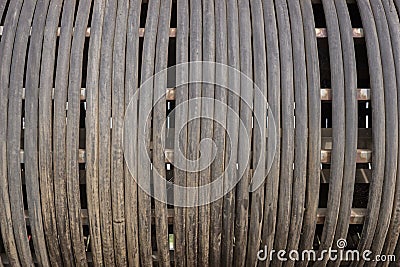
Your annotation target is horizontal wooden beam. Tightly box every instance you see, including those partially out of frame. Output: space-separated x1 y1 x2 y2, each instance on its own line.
20 88 371 101
0 26 365 38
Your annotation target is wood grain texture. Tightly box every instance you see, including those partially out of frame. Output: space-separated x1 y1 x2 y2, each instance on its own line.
7 0 37 265
221 0 240 265
0 0 23 265
85 0 106 265
173 1 189 266
351 1 386 266
124 0 141 266
152 0 172 266
53 0 76 264
273 0 294 265
25 0 52 265
98 0 117 264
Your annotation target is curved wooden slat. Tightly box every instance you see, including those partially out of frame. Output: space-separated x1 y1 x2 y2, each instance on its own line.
0 0 23 265
98 0 117 265
152 0 172 266
234 0 252 266
53 0 76 264
209 0 227 265
329 1 358 267
221 0 240 265
367 1 398 265
85 0 106 265
137 0 161 265
198 1 215 266
297 1 321 265
285 2 308 266
315 0 346 265
111 0 129 264
124 0 141 266
273 1 294 265
381 0 400 260
174 0 190 265
25 0 53 265
7 0 37 265
351 1 386 266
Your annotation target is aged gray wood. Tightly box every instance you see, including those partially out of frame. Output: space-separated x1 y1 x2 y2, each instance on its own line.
124 0 141 265
85 0 106 265
222 0 240 265
7 0 37 265
209 0 227 265
261 0 281 266
98 0 117 264
173 0 189 265
285 1 308 266
0 0 23 265
137 0 161 265
198 0 215 266
65 0 92 265
315 0 345 265
381 0 400 259
25 0 52 265
351 1 386 266
273 0 294 265
329 1 358 266
111 0 129 264
367 1 398 265
152 0 172 266
53 0 76 264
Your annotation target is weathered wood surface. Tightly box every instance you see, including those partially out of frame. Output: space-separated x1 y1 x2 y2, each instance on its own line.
0 1 399 266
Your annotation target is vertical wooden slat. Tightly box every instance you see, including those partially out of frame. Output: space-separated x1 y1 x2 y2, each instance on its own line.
261 1 281 266
25 0 52 265
53 0 76 264
352 1 386 266
273 0 294 265
233 0 252 266
186 0 202 265
222 0 240 265
124 0 142 266
7 0 37 265
153 0 172 266
173 0 189 265
66 0 92 265
98 0 117 265
111 0 129 264
382 0 400 258
209 0 227 265
85 0 106 265
286 1 308 266
367 1 398 265
298 0 321 265
138 0 161 265
330 1 358 267
0 0 23 265
38 0 65 265
198 1 215 266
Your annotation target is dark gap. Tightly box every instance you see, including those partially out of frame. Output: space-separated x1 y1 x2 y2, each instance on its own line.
22 38 31 88
170 2 177 28
80 184 87 209
352 183 369 208
87 1 94 27
348 3 362 28
140 3 148 28
318 183 329 208
321 102 332 128
355 39 370 88
81 37 90 88
312 4 327 28
347 225 363 248
317 38 330 88
314 224 324 250
0 0 10 25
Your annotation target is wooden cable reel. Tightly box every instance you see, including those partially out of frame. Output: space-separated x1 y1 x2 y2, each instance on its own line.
0 0 400 266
